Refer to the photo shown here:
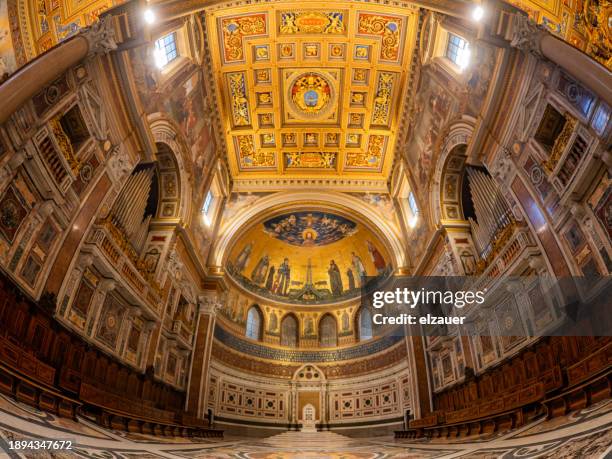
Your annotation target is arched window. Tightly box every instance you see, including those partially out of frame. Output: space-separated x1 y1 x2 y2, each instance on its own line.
280 314 299 347
245 306 263 341
319 314 337 348
358 308 373 341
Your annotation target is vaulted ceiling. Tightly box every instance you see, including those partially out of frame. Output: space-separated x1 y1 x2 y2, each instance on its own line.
204 1 419 188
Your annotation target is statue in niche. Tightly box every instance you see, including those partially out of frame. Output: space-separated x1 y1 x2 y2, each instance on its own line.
265 265 275 290
351 252 367 286
251 254 270 284
346 268 355 290
328 260 343 295
233 242 253 273
367 241 386 274
276 258 291 295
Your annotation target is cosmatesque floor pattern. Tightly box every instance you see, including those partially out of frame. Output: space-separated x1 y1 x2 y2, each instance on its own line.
0 394 611 458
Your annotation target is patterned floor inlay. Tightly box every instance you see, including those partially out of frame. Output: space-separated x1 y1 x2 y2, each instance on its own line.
0 394 611 458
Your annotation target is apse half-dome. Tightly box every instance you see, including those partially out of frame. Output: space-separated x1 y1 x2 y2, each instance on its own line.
226 211 392 305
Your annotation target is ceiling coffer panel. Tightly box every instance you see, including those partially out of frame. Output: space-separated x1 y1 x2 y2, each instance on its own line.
206 1 418 180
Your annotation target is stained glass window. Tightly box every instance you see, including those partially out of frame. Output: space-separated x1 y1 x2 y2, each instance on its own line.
359 308 373 341
280 314 299 347
246 306 262 341
319 314 337 347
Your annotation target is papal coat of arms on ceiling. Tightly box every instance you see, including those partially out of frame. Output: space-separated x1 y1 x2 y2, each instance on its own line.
291 73 331 114
285 71 338 121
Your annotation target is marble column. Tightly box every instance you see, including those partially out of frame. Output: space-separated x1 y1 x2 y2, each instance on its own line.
0 15 117 125
185 292 219 418
510 14 612 107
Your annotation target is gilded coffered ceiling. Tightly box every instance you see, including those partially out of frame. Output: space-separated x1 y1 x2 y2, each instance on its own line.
204 1 418 185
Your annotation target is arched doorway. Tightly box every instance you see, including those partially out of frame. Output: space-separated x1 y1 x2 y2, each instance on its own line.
290 365 327 431
301 404 317 432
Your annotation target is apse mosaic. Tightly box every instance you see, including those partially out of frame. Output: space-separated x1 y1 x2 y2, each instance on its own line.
205 1 417 180
263 212 356 246
226 211 391 304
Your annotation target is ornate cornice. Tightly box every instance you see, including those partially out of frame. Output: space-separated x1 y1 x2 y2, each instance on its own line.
231 178 389 193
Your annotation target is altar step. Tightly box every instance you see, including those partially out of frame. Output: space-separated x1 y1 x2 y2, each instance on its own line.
263 431 354 448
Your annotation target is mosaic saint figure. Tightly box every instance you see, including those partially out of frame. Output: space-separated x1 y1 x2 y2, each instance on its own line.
346 268 355 290
265 265 275 290
351 252 366 286
251 255 270 285
328 260 343 296
269 311 278 332
304 317 314 335
233 242 253 273
367 240 386 274
277 258 291 295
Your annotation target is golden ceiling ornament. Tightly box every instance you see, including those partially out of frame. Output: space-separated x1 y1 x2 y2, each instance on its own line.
372 72 395 125
236 135 275 169
227 72 251 126
207 4 415 178
285 152 337 169
221 14 267 62
286 71 338 121
345 135 386 169
292 73 330 113
582 0 612 69
279 11 346 35
358 13 402 61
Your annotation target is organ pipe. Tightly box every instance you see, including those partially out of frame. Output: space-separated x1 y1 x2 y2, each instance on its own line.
132 214 152 255
466 167 512 259
108 165 156 254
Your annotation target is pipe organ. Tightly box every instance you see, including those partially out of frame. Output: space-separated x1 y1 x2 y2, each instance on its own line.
466 167 513 259
109 164 157 255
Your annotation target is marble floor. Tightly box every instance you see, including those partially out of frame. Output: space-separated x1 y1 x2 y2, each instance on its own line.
0 394 611 458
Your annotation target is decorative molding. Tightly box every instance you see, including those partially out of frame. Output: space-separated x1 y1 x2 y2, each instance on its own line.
231 178 389 192
214 324 404 363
